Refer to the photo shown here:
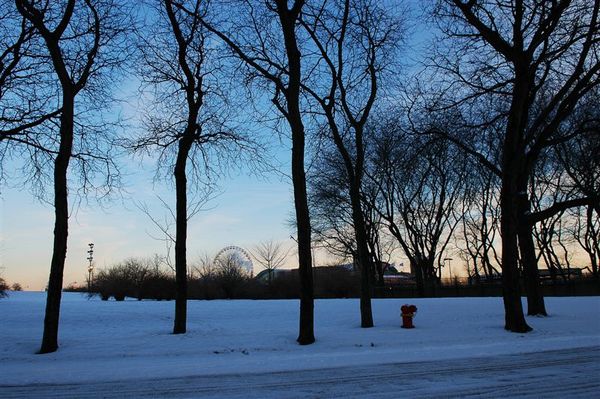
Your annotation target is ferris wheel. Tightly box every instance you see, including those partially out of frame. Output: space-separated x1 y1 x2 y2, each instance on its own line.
213 246 254 276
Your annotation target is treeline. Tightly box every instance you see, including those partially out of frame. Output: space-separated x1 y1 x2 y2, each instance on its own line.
78 257 598 302
311 121 599 292
0 276 23 298
73 256 361 300
1 1 598 353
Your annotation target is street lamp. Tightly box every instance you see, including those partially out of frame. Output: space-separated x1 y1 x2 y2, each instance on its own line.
87 243 94 292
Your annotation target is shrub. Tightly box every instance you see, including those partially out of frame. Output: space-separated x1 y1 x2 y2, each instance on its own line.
187 253 265 299
138 271 176 300
95 257 175 300
313 267 359 298
0 277 8 298
267 271 300 299
11 282 23 291
95 264 135 300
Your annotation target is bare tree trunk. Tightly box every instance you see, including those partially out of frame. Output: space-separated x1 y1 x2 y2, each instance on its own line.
500 169 531 332
517 188 547 316
276 0 315 345
518 213 547 316
39 94 74 354
497 55 532 332
367 235 383 286
425 258 439 295
412 259 425 297
350 183 373 327
173 136 193 334
519 230 547 315
292 124 314 344
375 260 384 287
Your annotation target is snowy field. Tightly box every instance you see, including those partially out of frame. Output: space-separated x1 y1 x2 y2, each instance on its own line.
1 292 599 392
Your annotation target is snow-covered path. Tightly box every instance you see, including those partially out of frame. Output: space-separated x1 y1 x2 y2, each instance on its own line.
2 346 598 398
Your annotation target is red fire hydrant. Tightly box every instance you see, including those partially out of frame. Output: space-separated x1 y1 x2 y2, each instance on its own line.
401 304 417 328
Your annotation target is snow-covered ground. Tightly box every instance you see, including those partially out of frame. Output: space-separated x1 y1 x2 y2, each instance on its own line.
1 292 599 388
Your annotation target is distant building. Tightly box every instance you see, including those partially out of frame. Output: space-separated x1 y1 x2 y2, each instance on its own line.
255 269 293 283
255 262 416 286
538 268 583 280
382 263 415 286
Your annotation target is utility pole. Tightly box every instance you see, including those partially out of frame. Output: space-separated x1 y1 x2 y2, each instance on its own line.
87 243 94 292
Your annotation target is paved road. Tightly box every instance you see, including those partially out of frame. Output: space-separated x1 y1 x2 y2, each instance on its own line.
2 347 599 398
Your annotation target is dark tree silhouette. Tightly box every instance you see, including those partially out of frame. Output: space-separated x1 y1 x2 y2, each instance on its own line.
0 4 59 177
367 120 465 296
199 0 315 344
571 205 600 279
299 0 401 328
0 276 8 298
430 0 600 330
309 149 360 264
253 240 289 285
309 144 396 287
555 103 600 279
14 0 129 353
458 164 502 283
131 0 251 335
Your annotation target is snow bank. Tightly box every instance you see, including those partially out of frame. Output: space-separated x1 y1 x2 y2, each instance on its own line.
1 292 598 385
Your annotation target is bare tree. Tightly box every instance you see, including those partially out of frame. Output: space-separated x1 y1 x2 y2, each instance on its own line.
15 0 129 353
131 0 252 334
309 145 359 265
253 240 290 285
11 282 23 291
366 118 465 296
571 205 600 278
528 152 574 284
430 0 600 331
190 252 217 279
0 4 59 180
0 275 8 298
199 0 315 344
309 143 396 287
458 164 501 283
556 108 600 278
213 252 250 298
298 0 401 327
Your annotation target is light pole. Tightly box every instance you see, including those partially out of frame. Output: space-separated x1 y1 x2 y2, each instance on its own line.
87 243 94 292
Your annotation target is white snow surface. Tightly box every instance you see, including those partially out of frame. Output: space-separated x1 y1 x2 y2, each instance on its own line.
1 292 599 386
